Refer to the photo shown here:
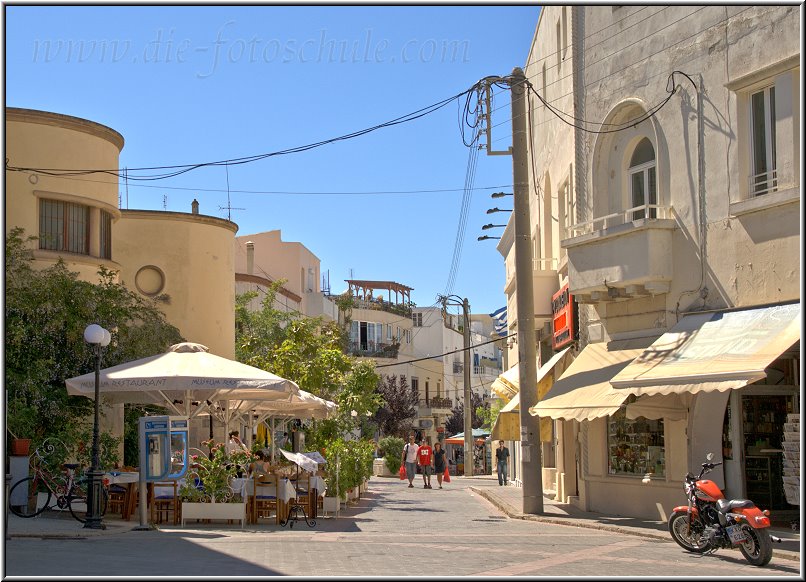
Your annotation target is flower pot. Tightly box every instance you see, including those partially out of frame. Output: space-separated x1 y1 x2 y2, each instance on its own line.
180 499 247 528
10 439 31 456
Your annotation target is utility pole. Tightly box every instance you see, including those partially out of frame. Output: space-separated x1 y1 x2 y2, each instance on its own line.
438 294 473 477
510 67 543 513
462 297 473 477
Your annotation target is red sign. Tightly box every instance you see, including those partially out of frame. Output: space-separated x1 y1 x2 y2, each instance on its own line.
551 284 575 350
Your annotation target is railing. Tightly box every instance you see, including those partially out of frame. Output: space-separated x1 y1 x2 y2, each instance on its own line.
351 298 413 317
567 204 672 238
750 168 778 197
421 397 453 410
347 341 399 359
533 257 558 271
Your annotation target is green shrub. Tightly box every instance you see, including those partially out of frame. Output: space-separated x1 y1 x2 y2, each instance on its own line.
378 436 404 474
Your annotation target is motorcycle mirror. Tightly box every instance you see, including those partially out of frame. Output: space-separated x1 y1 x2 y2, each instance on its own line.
706 452 714 461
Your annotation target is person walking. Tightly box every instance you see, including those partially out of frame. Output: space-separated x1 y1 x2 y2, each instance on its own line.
417 436 434 489
495 440 510 486
401 434 420 488
433 441 447 489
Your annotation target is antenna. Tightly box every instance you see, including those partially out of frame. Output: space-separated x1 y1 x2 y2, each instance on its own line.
163 195 168 210
220 162 244 220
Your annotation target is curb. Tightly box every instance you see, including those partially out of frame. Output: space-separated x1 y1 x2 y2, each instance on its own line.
470 487 801 563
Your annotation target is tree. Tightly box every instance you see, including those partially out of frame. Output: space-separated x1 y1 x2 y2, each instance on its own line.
5 228 183 462
373 374 418 438
444 391 488 435
234 284 382 451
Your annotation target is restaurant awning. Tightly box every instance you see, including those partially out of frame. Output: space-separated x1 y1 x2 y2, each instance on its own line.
610 303 801 396
491 348 572 441
528 339 652 422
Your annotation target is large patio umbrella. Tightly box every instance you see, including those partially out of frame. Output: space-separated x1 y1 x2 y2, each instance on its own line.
65 342 302 418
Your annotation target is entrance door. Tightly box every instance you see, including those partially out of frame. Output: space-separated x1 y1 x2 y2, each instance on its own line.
741 393 797 510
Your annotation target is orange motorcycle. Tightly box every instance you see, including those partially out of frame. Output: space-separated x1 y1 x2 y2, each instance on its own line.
668 453 781 566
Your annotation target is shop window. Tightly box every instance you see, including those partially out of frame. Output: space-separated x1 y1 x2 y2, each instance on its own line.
628 137 657 220
607 401 665 477
39 199 90 254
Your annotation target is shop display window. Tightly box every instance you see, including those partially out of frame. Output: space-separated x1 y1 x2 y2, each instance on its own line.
607 404 665 477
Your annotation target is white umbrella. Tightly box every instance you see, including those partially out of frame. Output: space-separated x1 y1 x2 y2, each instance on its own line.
65 342 301 418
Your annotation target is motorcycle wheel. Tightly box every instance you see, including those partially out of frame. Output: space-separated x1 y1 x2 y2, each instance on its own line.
668 511 711 553
738 525 773 567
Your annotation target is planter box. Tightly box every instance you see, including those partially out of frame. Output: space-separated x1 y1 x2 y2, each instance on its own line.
322 496 339 516
180 500 246 528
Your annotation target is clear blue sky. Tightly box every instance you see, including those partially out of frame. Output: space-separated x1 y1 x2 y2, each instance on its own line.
5 5 540 316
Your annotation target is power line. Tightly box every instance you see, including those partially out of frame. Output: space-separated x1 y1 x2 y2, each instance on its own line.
6 87 472 181
376 333 512 368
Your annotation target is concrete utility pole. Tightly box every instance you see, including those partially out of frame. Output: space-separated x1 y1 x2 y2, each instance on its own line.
439 294 473 477
510 67 543 513
462 297 473 477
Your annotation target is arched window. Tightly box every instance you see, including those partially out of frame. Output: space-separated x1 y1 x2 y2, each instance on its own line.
629 138 657 220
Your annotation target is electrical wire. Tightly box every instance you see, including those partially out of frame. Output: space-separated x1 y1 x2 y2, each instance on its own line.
6 88 472 180
376 333 513 369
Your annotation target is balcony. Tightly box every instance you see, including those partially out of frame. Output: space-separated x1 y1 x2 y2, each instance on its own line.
505 256 558 326
418 397 453 416
347 341 400 359
562 205 676 303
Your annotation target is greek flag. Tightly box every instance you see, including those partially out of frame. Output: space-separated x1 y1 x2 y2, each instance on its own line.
490 306 507 336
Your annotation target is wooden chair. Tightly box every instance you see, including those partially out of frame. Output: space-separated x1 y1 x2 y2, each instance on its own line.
252 474 278 524
151 481 179 525
292 473 311 510
107 484 127 516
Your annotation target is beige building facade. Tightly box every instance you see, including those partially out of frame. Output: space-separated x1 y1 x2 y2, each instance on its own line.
6 107 239 452
502 5 801 520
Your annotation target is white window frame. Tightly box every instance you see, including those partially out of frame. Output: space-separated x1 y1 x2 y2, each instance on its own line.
749 85 777 196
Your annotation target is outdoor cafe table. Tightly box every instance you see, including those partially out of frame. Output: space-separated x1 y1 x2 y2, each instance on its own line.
103 472 139 520
232 476 297 524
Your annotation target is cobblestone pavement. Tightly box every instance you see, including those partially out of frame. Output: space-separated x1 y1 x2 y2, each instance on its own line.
4 475 801 577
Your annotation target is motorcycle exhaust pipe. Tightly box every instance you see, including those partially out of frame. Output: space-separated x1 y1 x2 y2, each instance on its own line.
769 535 783 544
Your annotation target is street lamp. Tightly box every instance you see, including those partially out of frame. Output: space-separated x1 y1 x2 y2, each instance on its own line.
481 223 507 230
491 191 513 198
477 235 501 241
83 323 111 529
486 207 512 214
437 294 473 477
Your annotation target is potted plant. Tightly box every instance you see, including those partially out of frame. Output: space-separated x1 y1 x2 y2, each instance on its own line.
177 439 257 527
6 396 38 456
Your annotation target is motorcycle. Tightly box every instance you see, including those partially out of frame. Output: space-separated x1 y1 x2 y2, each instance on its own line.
668 452 781 566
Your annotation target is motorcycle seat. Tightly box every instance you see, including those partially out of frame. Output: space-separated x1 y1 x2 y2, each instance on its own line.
717 498 755 512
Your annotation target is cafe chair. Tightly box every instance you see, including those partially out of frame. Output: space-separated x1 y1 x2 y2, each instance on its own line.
252 474 278 524
151 481 179 525
107 484 127 516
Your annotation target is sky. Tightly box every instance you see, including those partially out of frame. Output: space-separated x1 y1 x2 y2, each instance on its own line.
4 5 540 316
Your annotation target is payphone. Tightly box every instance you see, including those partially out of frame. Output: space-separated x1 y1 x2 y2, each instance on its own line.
136 415 189 528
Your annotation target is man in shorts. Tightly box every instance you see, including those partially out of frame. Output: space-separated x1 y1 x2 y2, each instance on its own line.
417 436 434 489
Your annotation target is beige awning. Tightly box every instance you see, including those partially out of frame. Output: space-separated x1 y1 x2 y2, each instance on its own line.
625 393 691 421
490 348 572 441
610 303 801 396
528 339 652 422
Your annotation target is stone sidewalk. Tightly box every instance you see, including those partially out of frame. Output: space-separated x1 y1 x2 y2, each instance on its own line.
5 474 800 564
466 475 800 563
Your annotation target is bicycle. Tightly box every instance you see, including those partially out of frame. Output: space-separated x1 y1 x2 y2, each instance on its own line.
9 439 108 522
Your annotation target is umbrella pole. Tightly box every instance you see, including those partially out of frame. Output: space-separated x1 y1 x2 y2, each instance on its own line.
270 418 275 464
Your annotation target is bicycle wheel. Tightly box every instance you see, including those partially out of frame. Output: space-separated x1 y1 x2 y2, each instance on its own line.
9 476 51 518
68 481 109 522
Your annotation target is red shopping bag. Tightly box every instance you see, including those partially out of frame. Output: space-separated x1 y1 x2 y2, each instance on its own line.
443 467 451 483
399 465 407 480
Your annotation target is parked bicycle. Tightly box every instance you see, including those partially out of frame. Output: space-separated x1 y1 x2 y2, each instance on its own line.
9 439 108 522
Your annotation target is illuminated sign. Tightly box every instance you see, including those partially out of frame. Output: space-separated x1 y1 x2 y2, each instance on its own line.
551 284 576 350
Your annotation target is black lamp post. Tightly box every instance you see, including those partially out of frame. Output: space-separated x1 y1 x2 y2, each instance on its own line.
83 323 111 529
